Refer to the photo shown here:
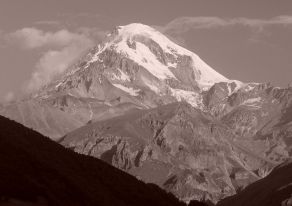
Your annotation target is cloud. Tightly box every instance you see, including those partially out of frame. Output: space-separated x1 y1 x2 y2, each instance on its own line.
27 40 92 91
159 17 229 33
76 27 108 42
7 27 106 92
234 16 292 27
34 20 61 26
8 28 91 49
3 92 15 102
160 16 292 34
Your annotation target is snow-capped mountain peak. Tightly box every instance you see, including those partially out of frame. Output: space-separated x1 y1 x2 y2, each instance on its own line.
36 23 232 110
88 23 228 88
114 23 186 55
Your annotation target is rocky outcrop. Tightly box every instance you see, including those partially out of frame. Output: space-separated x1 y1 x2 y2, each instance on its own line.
203 82 292 166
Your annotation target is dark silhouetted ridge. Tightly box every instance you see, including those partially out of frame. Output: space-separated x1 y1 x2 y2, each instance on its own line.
218 160 292 206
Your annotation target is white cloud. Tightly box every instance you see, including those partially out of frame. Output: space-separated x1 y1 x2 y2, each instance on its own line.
8 28 90 49
7 27 106 92
27 41 91 91
161 16 292 34
3 91 15 102
34 20 61 26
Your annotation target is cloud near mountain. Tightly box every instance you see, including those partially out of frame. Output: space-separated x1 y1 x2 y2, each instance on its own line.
3 91 15 102
6 27 104 92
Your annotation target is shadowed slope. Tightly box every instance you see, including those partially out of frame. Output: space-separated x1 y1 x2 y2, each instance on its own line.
0 115 193 206
218 160 292 206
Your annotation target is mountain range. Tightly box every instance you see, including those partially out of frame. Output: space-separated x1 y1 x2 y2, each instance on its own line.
0 23 291 204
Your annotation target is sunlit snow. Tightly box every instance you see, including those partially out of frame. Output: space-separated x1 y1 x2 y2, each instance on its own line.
113 83 140 96
87 23 228 88
115 41 177 80
170 88 202 107
112 68 131 81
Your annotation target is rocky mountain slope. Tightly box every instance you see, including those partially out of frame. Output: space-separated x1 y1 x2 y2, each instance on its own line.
61 102 277 203
218 160 292 206
203 82 292 167
0 115 192 206
60 81 292 203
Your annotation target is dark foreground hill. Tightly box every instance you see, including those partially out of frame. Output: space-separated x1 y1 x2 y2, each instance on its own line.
218 160 292 206
0 115 198 206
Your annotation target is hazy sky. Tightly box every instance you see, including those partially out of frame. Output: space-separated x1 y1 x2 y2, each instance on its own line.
0 0 292 101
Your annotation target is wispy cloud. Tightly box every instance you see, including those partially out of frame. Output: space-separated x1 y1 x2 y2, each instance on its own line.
3 91 15 102
33 20 63 30
7 27 106 92
160 16 292 34
34 20 61 26
7 28 90 49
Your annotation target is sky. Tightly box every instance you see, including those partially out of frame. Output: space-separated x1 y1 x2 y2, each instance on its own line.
0 0 292 102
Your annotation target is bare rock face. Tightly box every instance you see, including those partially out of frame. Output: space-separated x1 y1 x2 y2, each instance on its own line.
60 79 292 203
203 82 292 167
61 102 274 203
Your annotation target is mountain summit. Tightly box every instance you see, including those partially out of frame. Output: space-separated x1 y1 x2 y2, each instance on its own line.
40 23 229 105
90 23 228 88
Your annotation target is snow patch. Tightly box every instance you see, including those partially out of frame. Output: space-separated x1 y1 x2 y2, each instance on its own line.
225 80 259 95
113 83 140 96
191 54 228 88
242 97 262 104
119 69 130 81
112 68 131 81
85 43 109 67
146 82 160 93
241 97 262 108
140 76 161 94
88 103 93 120
170 88 202 107
67 92 75 97
226 80 245 95
227 81 260 95
115 41 176 80
244 85 255 92
167 62 177 68
55 82 63 89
